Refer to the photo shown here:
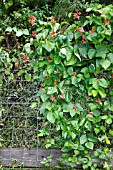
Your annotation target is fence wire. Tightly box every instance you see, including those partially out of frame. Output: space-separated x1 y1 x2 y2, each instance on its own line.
0 69 44 165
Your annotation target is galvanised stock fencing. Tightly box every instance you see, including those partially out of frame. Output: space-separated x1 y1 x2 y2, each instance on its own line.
0 67 62 168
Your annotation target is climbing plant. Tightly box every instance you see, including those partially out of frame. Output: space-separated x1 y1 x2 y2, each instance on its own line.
29 4 113 169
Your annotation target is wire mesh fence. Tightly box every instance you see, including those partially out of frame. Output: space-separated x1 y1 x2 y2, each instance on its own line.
0 69 42 167
0 69 38 146
0 66 65 168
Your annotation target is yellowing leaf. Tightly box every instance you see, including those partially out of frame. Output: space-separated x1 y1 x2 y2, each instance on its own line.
106 138 110 144
46 106 52 111
92 90 98 97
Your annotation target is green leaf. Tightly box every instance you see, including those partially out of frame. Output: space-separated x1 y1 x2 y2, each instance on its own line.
79 47 87 58
81 159 88 165
67 32 73 41
5 71 10 75
99 78 108 88
80 134 87 144
97 26 103 33
85 142 94 150
65 92 72 102
24 43 30 53
96 47 108 59
63 71 68 78
100 59 111 70
13 27 17 32
23 29 29 35
106 118 112 124
47 87 57 94
66 56 77 65
43 41 55 52
88 103 97 110
86 8 92 12
18 70 24 76
9 73 14 80
71 132 76 140
94 128 100 134
87 133 97 142
93 110 100 117
61 147 70 152
98 87 106 98
59 81 64 89
46 105 52 111
36 33 43 41
0 110 2 117
89 64 95 73
70 110 76 117
29 51 37 59
67 67 73 75
47 112 55 123
109 130 113 136
101 115 108 120
81 67 89 73
54 56 61 64
66 46 73 61
88 33 98 41
76 74 84 82
89 78 97 85
84 72 90 78
79 118 85 127
30 102 37 108
39 61 47 67
66 103 75 117
60 48 66 55
92 90 98 97
5 27 12 32
25 73 31 81
104 28 112 36
110 105 113 111
96 59 101 68
71 76 77 85
94 117 101 123
83 20 89 26
76 103 83 111
74 44 78 53
53 23 60 32
99 153 106 159
16 29 23 37
41 94 49 102
107 53 113 63
74 31 81 39
47 65 54 74
103 101 110 110
78 145 85 151
88 49 96 59
43 29 49 37
36 46 42 55
87 34 93 41
110 90 113 95
93 80 99 89
85 121 92 131
68 12 72 18
74 53 81 61
40 102 50 114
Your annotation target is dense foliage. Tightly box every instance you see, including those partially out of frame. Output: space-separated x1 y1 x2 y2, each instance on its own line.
0 1 113 169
